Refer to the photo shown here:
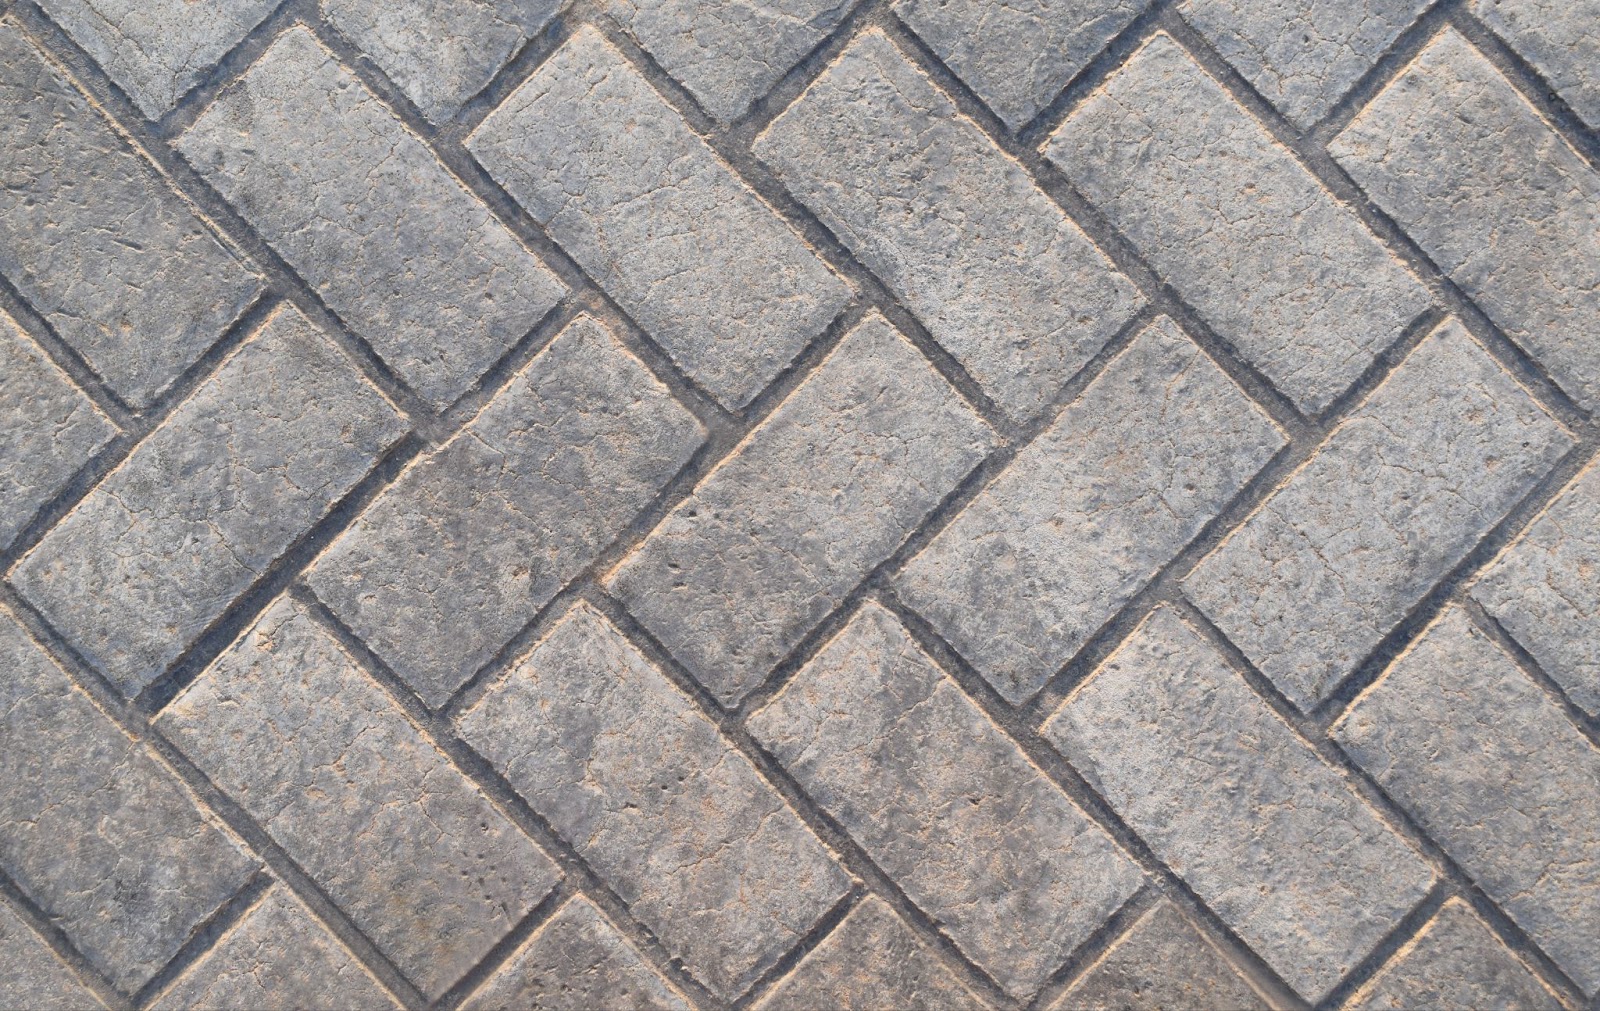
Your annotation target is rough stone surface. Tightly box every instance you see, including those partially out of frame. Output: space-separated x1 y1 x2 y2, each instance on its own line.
1475 464 1600 716
179 27 564 408
0 307 115 549
1473 0 1600 129
1351 898 1561 1011
0 896 105 1011
312 314 702 708
0 608 256 993
159 597 560 998
458 602 849 999
15 306 404 697
1045 607 1434 1001
1046 33 1429 413
1052 900 1269 1011
900 315 1282 703
750 603 1142 997
462 897 687 1011
1334 607 1600 995
755 897 983 1011
1332 29 1600 410
1186 318 1571 709
756 30 1140 420
0 23 260 407
152 885 399 1011
609 313 994 705
468 27 847 409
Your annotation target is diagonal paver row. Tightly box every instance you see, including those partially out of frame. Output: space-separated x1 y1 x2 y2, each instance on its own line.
1 0 1598 1009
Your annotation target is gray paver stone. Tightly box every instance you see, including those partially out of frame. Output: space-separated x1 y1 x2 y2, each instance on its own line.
0 896 106 1011
1473 0 1600 129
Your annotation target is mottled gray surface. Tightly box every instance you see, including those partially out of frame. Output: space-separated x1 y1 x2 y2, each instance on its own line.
1334 607 1600 995
312 314 702 708
459 602 848 999
0 896 105 1011
179 27 564 408
1046 32 1428 413
1046 607 1434 1001
1473 0 1600 129
750 603 1141 996
160 597 559 998
756 30 1141 420
0 23 260 408
1351 899 1560 1011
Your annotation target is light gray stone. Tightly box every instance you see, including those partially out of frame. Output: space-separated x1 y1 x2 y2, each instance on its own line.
1475 464 1600 716
1186 318 1571 710
755 897 983 1011
0 892 106 1010
899 315 1282 704
179 27 564 408
0 308 115 548
15 306 404 697
1333 607 1600 996
1473 0 1600 129
152 884 399 1011
608 312 994 706
36 0 277 117
1052 900 1269 1011
458 602 848 1000
468 27 848 409
0 608 256 993
462 897 688 1011
1045 33 1429 414
755 30 1140 421
1332 29 1600 409
312 314 702 708
1183 0 1432 127
1351 898 1560 1011
323 0 558 122
895 0 1143 128
159 597 559 998
749 603 1142 998
1044 607 1434 1002
602 0 850 122
0 23 259 408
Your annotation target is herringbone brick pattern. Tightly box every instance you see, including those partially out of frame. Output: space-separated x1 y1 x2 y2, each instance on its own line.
0 0 1596 1008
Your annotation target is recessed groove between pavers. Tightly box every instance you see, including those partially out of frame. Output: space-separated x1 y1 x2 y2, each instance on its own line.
1460 599 1600 756
434 880 573 1011
730 887 866 1011
129 869 274 1010
0 275 133 430
0 866 128 1011
1304 0 1453 144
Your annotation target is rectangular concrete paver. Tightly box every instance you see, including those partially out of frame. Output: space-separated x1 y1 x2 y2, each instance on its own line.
468 27 848 410
1045 33 1429 414
0 895 106 1011
458 602 849 1000
179 27 565 408
159 597 560 999
756 30 1141 421
1472 0 1600 129
750 603 1143 998
1045 606 1435 1002
1333 607 1600 996
1185 318 1571 710
608 312 994 706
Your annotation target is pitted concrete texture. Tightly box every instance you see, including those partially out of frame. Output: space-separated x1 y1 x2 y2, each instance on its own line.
0 1 1596 1009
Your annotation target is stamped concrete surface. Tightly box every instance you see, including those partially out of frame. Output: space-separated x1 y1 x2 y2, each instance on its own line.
0 1 1596 1010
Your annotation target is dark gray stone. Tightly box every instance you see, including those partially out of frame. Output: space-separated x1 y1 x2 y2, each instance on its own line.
1473 0 1600 130
0 888 106 1009
1351 899 1560 1011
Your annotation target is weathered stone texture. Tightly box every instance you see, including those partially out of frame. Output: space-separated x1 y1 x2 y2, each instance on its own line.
0 890 106 1010
462 897 688 1011
1332 29 1600 410
468 27 847 409
312 315 702 709
755 897 983 1011
1186 318 1570 710
0 23 259 407
0 608 256 993
1045 607 1433 1001
179 27 564 408
1334 607 1600 995
750 603 1142 997
15 307 404 697
152 885 399 1011
1046 33 1428 413
609 313 994 706
1473 0 1600 129
159 597 559 998
756 30 1140 420
899 315 1282 704
458 602 849 1000
0 308 115 548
